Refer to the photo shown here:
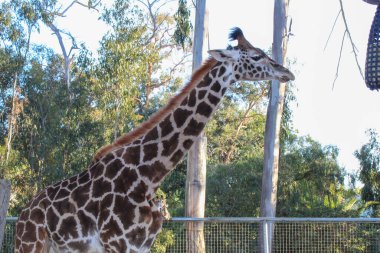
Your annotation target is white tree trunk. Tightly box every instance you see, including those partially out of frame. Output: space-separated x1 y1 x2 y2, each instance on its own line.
259 0 289 252
6 73 18 162
185 0 208 252
185 137 207 253
0 180 11 249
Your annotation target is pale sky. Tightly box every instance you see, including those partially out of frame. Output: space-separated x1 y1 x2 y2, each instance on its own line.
31 0 380 175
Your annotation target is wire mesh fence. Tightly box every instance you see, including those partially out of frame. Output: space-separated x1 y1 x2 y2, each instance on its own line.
3 217 380 252
1 217 16 253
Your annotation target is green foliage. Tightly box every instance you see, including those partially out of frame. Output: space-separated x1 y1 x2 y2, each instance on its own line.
0 0 189 218
161 160 187 216
96 0 188 142
1 45 104 214
355 129 380 216
151 229 175 253
206 135 359 218
278 135 360 217
173 0 192 49
206 156 263 217
206 81 268 164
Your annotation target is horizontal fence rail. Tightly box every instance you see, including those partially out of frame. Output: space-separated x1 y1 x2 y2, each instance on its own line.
3 217 380 252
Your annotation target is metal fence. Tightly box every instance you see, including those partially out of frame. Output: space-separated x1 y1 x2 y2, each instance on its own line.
2 217 16 253
3 217 380 252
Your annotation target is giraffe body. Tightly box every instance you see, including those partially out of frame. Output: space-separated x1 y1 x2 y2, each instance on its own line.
15 28 294 253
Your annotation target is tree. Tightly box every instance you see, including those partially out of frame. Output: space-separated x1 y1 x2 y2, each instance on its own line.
205 134 360 251
0 1 32 166
206 156 263 217
206 135 359 218
31 0 100 98
260 0 290 251
96 0 189 142
173 0 192 49
279 135 360 217
0 0 192 220
185 0 207 252
355 129 380 216
206 81 268 164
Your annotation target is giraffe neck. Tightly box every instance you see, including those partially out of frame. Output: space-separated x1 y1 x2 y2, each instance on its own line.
90 61 235 202
136 61 234 185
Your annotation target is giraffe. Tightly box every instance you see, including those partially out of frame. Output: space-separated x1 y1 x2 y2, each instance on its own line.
15 27 295 253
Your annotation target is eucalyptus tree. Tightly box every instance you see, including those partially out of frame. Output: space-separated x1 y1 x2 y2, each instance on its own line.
355 129 380 216
206 135 359 218
96 0 190 143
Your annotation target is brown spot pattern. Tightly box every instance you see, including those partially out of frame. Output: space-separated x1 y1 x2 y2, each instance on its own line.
184 119 205 136
143 127 158 144
196 101 213 118
159 115 173 137
162 133 179 157
173 109 192 128
143 143 158 162
114 168 138 194
123 146 140 165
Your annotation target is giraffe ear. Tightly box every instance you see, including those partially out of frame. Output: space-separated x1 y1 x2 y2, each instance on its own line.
208 49 239 62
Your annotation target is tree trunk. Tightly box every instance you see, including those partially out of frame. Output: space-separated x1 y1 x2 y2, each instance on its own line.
0 180 11 249
6 73 18 162
259 0 289 252
185 137 207 253
185 0 208 252
48 23 73 99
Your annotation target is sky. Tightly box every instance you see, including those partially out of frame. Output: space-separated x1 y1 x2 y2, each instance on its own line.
32 0 380 175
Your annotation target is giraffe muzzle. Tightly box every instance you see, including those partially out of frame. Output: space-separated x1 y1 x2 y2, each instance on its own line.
280 70 295 82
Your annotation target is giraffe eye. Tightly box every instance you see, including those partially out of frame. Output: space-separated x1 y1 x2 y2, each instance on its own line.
251 56 262 61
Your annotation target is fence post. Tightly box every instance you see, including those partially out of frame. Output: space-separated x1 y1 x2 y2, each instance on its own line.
0 180 11 249
263 219 270 253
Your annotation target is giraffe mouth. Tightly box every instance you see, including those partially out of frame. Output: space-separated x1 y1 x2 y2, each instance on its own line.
279 72 295 82
280 76 291 82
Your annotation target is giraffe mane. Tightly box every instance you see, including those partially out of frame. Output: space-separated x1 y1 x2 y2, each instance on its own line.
93 57 218 162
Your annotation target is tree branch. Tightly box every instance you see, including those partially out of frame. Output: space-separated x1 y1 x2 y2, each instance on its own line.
48 23 67 58
224 87 267 163
59 1 77 16
333 30 347 90
324 10 342 51
48 23 75 97
338 0 364 79
44 1 99 100
58 0 101 17
329 0 365 87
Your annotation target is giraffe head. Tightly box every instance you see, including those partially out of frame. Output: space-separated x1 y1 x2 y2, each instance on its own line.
208 27 295 83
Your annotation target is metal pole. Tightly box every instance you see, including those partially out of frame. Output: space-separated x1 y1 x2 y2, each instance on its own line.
0 180 11 249
263 220 270 253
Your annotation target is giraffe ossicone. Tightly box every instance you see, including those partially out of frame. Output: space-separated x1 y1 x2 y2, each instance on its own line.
15 27 294 253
